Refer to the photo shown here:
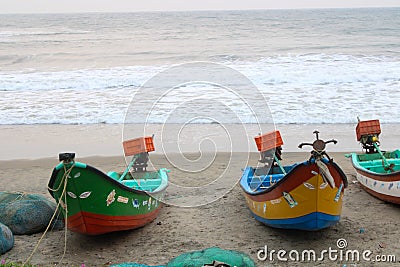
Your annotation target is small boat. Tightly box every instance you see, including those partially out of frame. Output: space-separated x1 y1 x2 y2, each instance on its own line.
347 119 400 204
240 130 348 230
48 136 169 235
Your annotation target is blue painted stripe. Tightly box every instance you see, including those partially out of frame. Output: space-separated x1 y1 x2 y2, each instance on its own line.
252 212 340 231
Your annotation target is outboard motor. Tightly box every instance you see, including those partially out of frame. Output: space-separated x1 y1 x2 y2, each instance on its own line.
255 130 284 174
122 136 154 172
356 119 381 154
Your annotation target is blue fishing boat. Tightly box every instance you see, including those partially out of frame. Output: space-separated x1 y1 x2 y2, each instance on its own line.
240 130 348 230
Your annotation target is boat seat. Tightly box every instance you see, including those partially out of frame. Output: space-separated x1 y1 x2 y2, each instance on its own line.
121 180 140 188
250 174 284 191
359 159 400 169
122 179 161 192
107 171 120 180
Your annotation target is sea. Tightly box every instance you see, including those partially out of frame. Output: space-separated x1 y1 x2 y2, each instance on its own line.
0 8 399 125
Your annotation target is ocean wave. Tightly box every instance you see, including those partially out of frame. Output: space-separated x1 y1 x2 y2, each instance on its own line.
1 54 399 91
0 54 399 125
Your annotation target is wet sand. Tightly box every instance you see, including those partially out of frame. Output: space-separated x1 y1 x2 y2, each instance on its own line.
2 123 400 160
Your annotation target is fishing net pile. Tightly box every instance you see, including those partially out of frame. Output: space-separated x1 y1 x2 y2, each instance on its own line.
111 247 255 267
0 222 13 255
0 192 63 235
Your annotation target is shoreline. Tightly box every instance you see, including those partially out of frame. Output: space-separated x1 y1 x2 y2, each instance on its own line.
1 123 400 160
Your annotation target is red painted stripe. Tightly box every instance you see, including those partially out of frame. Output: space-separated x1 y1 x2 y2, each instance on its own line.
68 213 85 225
66 207 162 235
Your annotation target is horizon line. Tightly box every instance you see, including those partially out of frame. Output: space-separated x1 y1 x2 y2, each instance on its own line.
1 6 399 15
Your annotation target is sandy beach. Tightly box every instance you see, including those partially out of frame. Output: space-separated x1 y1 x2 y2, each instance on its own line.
1 125 400 266
2 123 400 160
1 5 399 266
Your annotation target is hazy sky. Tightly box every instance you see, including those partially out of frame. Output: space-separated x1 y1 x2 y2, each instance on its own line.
0 0 399 13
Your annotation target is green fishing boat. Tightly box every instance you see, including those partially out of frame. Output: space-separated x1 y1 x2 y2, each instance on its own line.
347 120 400 204
48 136 169 235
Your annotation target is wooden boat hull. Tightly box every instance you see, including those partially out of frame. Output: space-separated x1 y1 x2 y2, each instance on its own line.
67 209 161 235
240 160 347 230
350 151 400 204
48 162 168 235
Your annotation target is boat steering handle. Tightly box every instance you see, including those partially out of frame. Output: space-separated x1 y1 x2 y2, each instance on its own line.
298 132 338 161
298 139 337 148
298 129 338 152
298 142 313 148
325 139 338 145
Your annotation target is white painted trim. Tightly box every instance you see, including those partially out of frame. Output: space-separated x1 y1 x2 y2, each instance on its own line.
356 173 400 197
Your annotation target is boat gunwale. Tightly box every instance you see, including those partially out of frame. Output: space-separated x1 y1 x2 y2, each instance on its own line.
349 152 400 180
48 162 169 198
240 159 348 196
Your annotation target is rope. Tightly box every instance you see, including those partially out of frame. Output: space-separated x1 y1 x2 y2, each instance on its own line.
13 192 27 201
59 164 69 265
0 191 28 204
48 164 73 192
24 163 74 266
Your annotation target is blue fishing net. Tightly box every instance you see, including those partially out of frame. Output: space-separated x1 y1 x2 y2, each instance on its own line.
110 247 255 267
0 192 63 234
167 247 256 267
110 264 165 267
0 222 14 254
